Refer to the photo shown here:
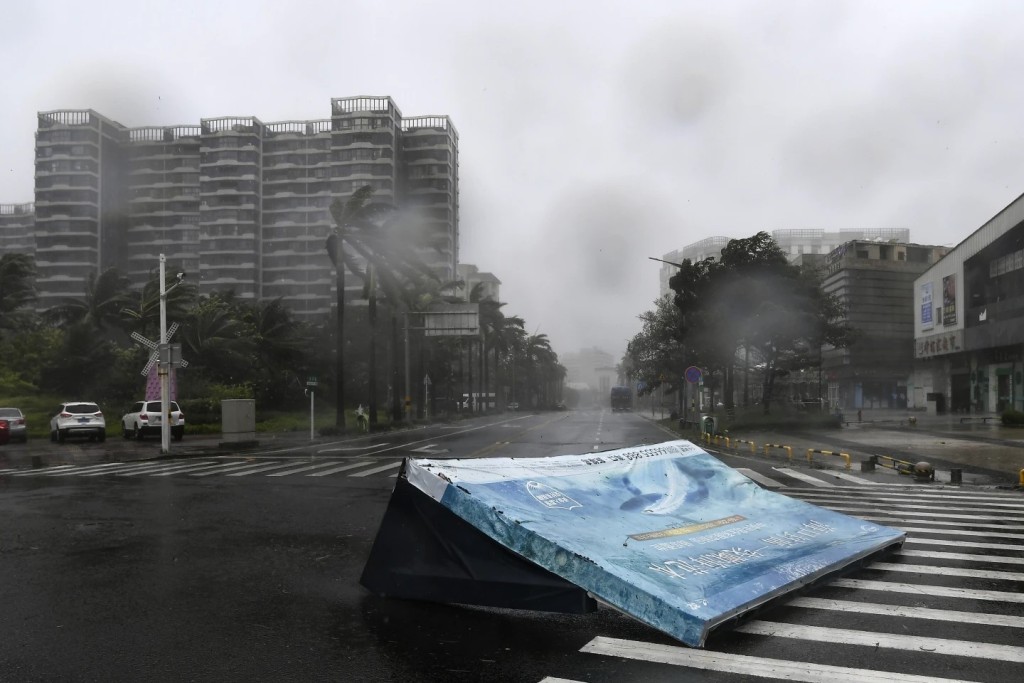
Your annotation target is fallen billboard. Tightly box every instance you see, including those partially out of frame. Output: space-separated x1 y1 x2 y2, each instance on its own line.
364 439 905 647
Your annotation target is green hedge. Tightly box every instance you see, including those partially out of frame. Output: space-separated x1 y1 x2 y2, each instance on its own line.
1001 409 1024 426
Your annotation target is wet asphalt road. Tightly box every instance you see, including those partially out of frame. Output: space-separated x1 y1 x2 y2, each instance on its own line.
1 411 1022 682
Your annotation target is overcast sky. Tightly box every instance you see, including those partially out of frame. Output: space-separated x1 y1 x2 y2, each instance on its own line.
3 0 1024 362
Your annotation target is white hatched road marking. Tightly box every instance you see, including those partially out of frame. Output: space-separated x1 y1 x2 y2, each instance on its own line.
190 461 282 477
348 461 402 477
773 468 836 487
10 465 76 476
80 462 177 477
868 562 1024 582
907 537 1024 551
151 461 250 477
581 636 967 683
882 522 1024 539
899 549 1024 566
48 462 127 476
266 462 349 477
118 461 221 476
786 596 1024 628
538 678 587 683
736 620 1024 663
736 468 784 488
226 462 310 477
823 471 880 485
786 488 1024 503
821 510 1024 530
792 490 1024 508
307 461 375 477
789 497 1024 517
829 578 1024 603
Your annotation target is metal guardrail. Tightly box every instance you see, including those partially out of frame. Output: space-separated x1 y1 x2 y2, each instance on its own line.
763 443 793 462
806 448 851 470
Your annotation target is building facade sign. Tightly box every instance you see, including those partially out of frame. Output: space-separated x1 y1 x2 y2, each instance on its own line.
915 329 963 359
920 282 933 330
942 274 957 326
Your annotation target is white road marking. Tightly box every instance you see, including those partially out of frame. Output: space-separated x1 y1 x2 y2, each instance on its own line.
786 596 1024 628
906 537 1024 552
47 462 128 476
581 636 966 683
898 549 1024 566
79 462 175 477
190 461 285 477
826 471 881 485
736 468 784 488
818 508 1024 529
773 468 836 487
348 461 402 477
868 561 1024 582
265 462 347 477
307 461 375 477
791 490 1024 508
150 461 250 477
10 465 76 476
737 620 1024 663
225 462 311 477
316 442 391 453
118 461 221 476
895 524 1024 540
789 496 1024 517
829 578 1024 602
787 488 1024 503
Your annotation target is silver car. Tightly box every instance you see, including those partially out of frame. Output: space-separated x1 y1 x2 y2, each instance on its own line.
50 402 106 443
0 407 28 442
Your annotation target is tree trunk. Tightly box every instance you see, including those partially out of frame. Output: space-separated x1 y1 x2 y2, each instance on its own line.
334 259 346 429
390 310 402 422
367 265 378 428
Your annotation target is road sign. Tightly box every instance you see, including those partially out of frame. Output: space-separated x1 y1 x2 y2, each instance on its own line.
424 374 432 386
306 376 318 387
684 366 703 383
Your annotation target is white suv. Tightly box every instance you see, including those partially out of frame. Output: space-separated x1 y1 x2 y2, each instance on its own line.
121 400 185 441
50 402 106 443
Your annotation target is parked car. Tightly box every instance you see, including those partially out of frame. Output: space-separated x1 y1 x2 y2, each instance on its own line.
50 402 106 443
0 407 28 442
121 400 185 441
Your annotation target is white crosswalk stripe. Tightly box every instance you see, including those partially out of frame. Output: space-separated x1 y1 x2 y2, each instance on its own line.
773 467 837 487
736 468 785 488
348 461 402 477
560 484 1024 682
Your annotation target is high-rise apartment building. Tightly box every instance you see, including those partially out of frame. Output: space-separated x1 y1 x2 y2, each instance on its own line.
0 203 35 256
7 96 459 323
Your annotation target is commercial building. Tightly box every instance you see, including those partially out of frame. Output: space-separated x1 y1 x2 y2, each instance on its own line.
4 96 459 323
820 239 948 410
912 192 1024 414
658 228 911 299
456 264 501 302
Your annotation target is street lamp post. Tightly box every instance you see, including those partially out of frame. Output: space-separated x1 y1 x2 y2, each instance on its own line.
158 254 185 454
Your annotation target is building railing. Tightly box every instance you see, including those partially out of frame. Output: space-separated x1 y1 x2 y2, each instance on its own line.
265 120 332 136
331 96 399 116
0 203 34 215
201 117 265 134
127 126 202 143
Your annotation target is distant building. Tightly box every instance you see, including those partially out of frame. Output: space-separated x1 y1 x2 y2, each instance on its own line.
456 263 501 302
11 97 459 322
561 347 616 404
659 228 911 299
0 203 35 256
817 240 949 410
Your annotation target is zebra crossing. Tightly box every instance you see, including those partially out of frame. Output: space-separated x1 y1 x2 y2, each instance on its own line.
2 459 944 486
541 485 1024 683
0 457 405 480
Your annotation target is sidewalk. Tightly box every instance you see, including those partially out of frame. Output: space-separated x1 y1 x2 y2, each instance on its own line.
697 408 1024 487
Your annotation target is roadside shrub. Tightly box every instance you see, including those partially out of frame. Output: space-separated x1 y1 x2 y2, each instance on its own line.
1001 409 1024 426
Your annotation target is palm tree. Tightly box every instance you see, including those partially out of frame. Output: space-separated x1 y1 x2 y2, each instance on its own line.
327 186 440 429
119 271 196 339
0 253 36 340
179 298 254 383
45 267 132 336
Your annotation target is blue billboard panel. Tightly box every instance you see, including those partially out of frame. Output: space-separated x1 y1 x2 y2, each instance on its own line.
406 440 905 647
